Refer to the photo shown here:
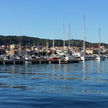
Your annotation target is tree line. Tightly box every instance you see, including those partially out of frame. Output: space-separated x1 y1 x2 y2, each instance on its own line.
0 35 108 48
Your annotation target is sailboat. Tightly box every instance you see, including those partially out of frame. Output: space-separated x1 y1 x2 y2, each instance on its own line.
81 16 89 61
50 19 66 63
66 23 77 62
60 22 78 63
49 31 60 63
96 27 105 60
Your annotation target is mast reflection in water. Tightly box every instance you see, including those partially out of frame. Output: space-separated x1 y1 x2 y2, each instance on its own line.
0 60 108 108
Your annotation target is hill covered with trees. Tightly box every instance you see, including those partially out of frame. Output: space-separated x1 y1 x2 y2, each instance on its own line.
0 35 108 48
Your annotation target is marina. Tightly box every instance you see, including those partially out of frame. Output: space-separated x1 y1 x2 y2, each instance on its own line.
0 51 107 65
0 0 108 107
0 57 80 65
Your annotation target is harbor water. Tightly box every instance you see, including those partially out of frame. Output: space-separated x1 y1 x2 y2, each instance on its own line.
0 60 108 108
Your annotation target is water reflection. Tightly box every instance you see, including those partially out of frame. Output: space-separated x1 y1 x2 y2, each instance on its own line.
0 62 108 108
97 60 101 73
82 60 87 95
0 61 108 96
82 61 86 80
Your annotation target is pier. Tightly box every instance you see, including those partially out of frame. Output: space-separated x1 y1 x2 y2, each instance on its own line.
0 59 80 65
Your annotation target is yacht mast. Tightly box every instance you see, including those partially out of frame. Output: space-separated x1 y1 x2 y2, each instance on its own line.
63 17 65 50
46 40 49 49
98 27 101 57
68 23 71 49
83 16 86 56
19 28 22 56
53 32 55 48
26 43 27 55
53 31 55 54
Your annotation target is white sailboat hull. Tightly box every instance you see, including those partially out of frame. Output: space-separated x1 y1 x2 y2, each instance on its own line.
81 56 90 61
96 56 105 60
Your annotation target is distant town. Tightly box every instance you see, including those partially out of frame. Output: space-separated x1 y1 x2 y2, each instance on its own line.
0 35 108 55
0 35 107 64
1 41 108 56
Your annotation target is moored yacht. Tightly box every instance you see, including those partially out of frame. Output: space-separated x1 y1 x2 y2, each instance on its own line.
81 16 87 61
81 55 90 61
96 55 105 60
96 27 105 61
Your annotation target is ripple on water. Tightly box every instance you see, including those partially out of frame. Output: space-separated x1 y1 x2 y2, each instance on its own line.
0 61 107 107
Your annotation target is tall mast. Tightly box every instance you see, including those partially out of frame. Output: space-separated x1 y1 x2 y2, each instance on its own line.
19 27 22 56
98 27 101 56
53 31 55 54
68 23 71 49
53 32 55 49
26 43 27 55
63 17 65 50
47 40 49 49
46 39 49 48
83 16 86 56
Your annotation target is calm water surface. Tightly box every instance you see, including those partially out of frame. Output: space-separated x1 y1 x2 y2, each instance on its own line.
0 60 108 108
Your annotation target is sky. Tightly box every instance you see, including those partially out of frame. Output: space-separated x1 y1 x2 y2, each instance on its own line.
0 0 108 43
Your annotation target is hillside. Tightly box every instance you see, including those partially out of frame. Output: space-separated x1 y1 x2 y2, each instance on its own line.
0 35 108 48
